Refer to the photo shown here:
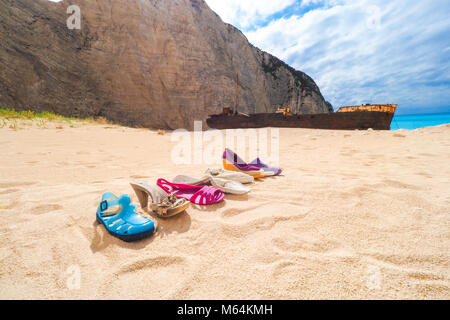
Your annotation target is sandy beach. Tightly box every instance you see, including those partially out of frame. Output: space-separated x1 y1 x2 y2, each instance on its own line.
0 119 449 300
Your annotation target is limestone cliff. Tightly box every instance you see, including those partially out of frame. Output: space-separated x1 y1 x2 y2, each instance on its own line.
0 0 332 129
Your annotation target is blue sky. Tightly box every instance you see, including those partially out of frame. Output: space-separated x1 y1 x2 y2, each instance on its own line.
205 0 450 114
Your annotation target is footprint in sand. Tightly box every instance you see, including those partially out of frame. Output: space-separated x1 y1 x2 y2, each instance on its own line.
0 188 20 195
0 181 37 189
221 208 247 218
381 179 421 190
369 154 383 160
416 283 449 298
116 256 185 275
340 152 354 157
221 203 266 218
393 134 406 138
77 162 97 169
416 172 432 178
419 153 434 157
0 201 18 210
366 252 448 267
31 204 62 215
408 272 444 281
272 261 298 279
130 175 151 179
273 237 342 254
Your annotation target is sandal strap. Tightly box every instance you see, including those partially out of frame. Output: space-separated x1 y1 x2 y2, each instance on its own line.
99 198 120 214
151 192 186 216
190 186 221 205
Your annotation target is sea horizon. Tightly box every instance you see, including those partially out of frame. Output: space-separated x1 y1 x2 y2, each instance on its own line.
392 112 450 130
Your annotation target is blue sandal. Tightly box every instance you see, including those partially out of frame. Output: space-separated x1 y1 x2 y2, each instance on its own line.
96 193 157 242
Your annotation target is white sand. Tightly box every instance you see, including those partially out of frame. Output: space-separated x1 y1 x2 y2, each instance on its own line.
0 120 449 299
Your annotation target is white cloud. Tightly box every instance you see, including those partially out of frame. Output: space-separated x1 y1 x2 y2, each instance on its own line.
205 0 296 29
207 0 450 113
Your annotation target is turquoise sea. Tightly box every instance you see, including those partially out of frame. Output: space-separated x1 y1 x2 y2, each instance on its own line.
391 112 450 130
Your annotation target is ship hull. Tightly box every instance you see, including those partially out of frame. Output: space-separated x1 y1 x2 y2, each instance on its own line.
207 111 395 131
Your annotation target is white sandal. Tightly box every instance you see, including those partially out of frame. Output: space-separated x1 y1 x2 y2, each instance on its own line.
172 174 251 195
205 168 254 184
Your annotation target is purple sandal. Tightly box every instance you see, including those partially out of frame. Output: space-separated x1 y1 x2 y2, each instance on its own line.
249 158 282 176
222 148 265 178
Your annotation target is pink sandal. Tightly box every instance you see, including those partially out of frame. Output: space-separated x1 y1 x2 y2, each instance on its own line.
157 179 225 205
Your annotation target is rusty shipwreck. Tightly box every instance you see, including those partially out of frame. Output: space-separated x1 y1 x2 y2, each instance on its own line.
207 104 397 131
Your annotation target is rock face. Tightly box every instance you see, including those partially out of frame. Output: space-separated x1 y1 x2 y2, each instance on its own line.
0 0 332 129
